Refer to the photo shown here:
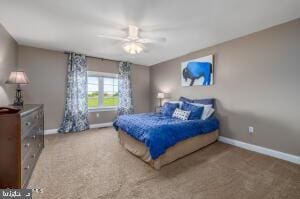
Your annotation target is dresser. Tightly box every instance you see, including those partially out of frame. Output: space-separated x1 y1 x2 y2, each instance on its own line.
0 104 44 188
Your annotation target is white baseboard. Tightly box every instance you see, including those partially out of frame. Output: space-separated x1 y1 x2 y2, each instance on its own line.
89 122 113 129
218 136 300 165
44 122 113 135
44 129 58 135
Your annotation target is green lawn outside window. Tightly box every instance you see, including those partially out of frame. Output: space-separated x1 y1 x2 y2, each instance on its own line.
88 96 119 108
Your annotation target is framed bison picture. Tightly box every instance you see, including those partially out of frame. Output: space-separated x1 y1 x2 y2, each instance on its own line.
181 55 214 86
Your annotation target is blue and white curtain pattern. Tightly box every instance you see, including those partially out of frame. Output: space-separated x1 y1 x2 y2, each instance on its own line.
117 62 134 115
58 53 89 133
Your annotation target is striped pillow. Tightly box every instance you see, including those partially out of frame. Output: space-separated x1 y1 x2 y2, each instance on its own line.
172 108 190 120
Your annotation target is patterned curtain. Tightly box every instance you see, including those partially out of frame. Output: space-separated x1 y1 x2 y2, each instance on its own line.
117 62 134 115
58 53 89 133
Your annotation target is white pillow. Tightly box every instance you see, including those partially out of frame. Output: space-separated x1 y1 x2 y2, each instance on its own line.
172 108 190 120
190 103 214 120
202 108 215 120
190 102 212 108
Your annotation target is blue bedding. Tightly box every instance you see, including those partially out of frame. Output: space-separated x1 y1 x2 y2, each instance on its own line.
113 113 219 160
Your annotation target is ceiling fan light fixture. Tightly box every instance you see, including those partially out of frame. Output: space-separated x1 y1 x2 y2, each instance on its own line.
122 42 144 54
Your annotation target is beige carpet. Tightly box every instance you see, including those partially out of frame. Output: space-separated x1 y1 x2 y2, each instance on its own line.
28 127 300 199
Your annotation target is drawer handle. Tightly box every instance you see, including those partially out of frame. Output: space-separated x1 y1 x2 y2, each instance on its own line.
24 143 30 148
32 154 36 159
24 165 30 170
35 115 39 119
32 135 36 140
25 122 31 126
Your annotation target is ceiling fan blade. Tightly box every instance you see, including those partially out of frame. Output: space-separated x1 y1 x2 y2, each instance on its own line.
137 37 166 44
97 34 129 41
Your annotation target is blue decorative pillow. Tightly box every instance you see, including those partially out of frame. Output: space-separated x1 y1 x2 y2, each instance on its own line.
179 96 193 103
181 102 204 120
161 102 179 116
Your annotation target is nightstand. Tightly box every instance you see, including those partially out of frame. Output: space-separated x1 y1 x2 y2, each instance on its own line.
155 106 162 113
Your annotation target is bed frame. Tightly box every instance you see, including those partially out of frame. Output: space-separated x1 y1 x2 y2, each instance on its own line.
118 129 219 169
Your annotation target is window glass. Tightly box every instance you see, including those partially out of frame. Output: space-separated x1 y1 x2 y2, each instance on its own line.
87 74 119 109
88 77 99 108
104 78 113 85
103 77 119 107
104 84 114 92
113 78 118 85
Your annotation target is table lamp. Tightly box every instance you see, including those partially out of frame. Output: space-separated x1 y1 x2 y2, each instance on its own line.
157 92 165 107
5 70 29 106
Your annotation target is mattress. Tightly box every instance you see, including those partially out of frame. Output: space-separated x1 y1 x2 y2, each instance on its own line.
118 129 219 169
113 113 219 159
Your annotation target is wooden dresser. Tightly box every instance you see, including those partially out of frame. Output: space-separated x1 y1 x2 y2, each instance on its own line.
0 104 44 188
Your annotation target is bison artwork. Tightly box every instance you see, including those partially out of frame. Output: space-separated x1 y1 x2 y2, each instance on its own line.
182 62 212 86
181 55 213 87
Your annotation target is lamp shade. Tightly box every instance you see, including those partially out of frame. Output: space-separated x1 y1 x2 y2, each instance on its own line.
122 42 144 54
5 71 29 84
157 92 165 99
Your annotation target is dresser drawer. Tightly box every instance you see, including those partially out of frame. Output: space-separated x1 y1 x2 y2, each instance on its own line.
21 150 38 188
21 108 42 138
21 136 34 161
37 109 44 121
21 126 39 160
21 138 42 188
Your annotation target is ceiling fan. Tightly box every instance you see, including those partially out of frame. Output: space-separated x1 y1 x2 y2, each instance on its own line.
98 25 166 54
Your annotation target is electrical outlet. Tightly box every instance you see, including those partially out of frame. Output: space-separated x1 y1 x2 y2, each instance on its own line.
248 126 254 134
96 113 100 118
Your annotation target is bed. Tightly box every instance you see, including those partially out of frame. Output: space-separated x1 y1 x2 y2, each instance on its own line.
113 99 219 169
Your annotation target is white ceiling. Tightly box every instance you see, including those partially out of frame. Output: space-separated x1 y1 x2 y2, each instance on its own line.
0 0 299 66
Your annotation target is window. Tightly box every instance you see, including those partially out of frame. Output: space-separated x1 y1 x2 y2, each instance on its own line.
87 71 119 110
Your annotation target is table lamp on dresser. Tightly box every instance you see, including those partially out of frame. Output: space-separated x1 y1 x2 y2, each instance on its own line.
5 70 29 106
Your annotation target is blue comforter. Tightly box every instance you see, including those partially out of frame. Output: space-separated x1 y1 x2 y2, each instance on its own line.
113 113 219 160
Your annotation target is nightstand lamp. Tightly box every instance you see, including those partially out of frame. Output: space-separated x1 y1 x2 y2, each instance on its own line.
5 70 29 106
157 92 165 107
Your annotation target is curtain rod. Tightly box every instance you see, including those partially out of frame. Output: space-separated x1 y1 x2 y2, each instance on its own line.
64 51 121 63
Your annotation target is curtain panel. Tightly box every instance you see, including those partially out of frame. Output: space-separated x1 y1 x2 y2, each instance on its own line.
117 61 134 115
58 53 89 133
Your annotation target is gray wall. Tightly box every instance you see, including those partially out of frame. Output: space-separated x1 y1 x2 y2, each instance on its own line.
0 24 18 106
18 46 150 129
150 19 300 156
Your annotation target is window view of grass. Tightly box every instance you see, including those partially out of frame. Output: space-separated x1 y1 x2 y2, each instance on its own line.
87 76 119 109
88 92 119 108
88 92 99 107
103 95 119 106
